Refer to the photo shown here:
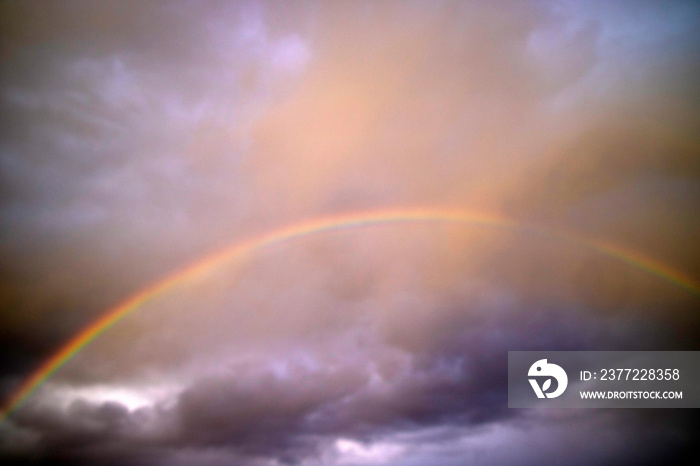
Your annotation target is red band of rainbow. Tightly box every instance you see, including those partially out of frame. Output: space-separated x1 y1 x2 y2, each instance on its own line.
2 207 697 421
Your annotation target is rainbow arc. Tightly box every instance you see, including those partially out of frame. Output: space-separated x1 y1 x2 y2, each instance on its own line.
2 207 697 421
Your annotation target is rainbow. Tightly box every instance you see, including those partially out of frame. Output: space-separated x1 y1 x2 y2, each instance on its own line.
1 207 698 421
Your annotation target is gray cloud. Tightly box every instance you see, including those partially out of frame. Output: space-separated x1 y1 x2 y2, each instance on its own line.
8 291 689 465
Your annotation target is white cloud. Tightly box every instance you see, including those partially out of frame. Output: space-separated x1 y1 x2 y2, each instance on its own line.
335 438 405 464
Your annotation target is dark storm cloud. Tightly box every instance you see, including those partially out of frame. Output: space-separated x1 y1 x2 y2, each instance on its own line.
174 363 367 451
7 292 678 465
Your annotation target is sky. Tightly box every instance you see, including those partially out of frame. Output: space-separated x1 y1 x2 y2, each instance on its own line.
0 0 699 464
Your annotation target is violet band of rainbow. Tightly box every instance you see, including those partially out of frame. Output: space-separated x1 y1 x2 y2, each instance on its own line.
2 207 698 421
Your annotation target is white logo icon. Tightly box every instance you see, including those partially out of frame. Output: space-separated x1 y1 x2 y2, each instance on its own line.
528 359 568 398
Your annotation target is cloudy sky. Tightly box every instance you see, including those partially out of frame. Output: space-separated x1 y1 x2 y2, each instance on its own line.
0 1 699 464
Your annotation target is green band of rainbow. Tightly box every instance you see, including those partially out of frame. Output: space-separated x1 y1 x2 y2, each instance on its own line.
2 207 698 421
